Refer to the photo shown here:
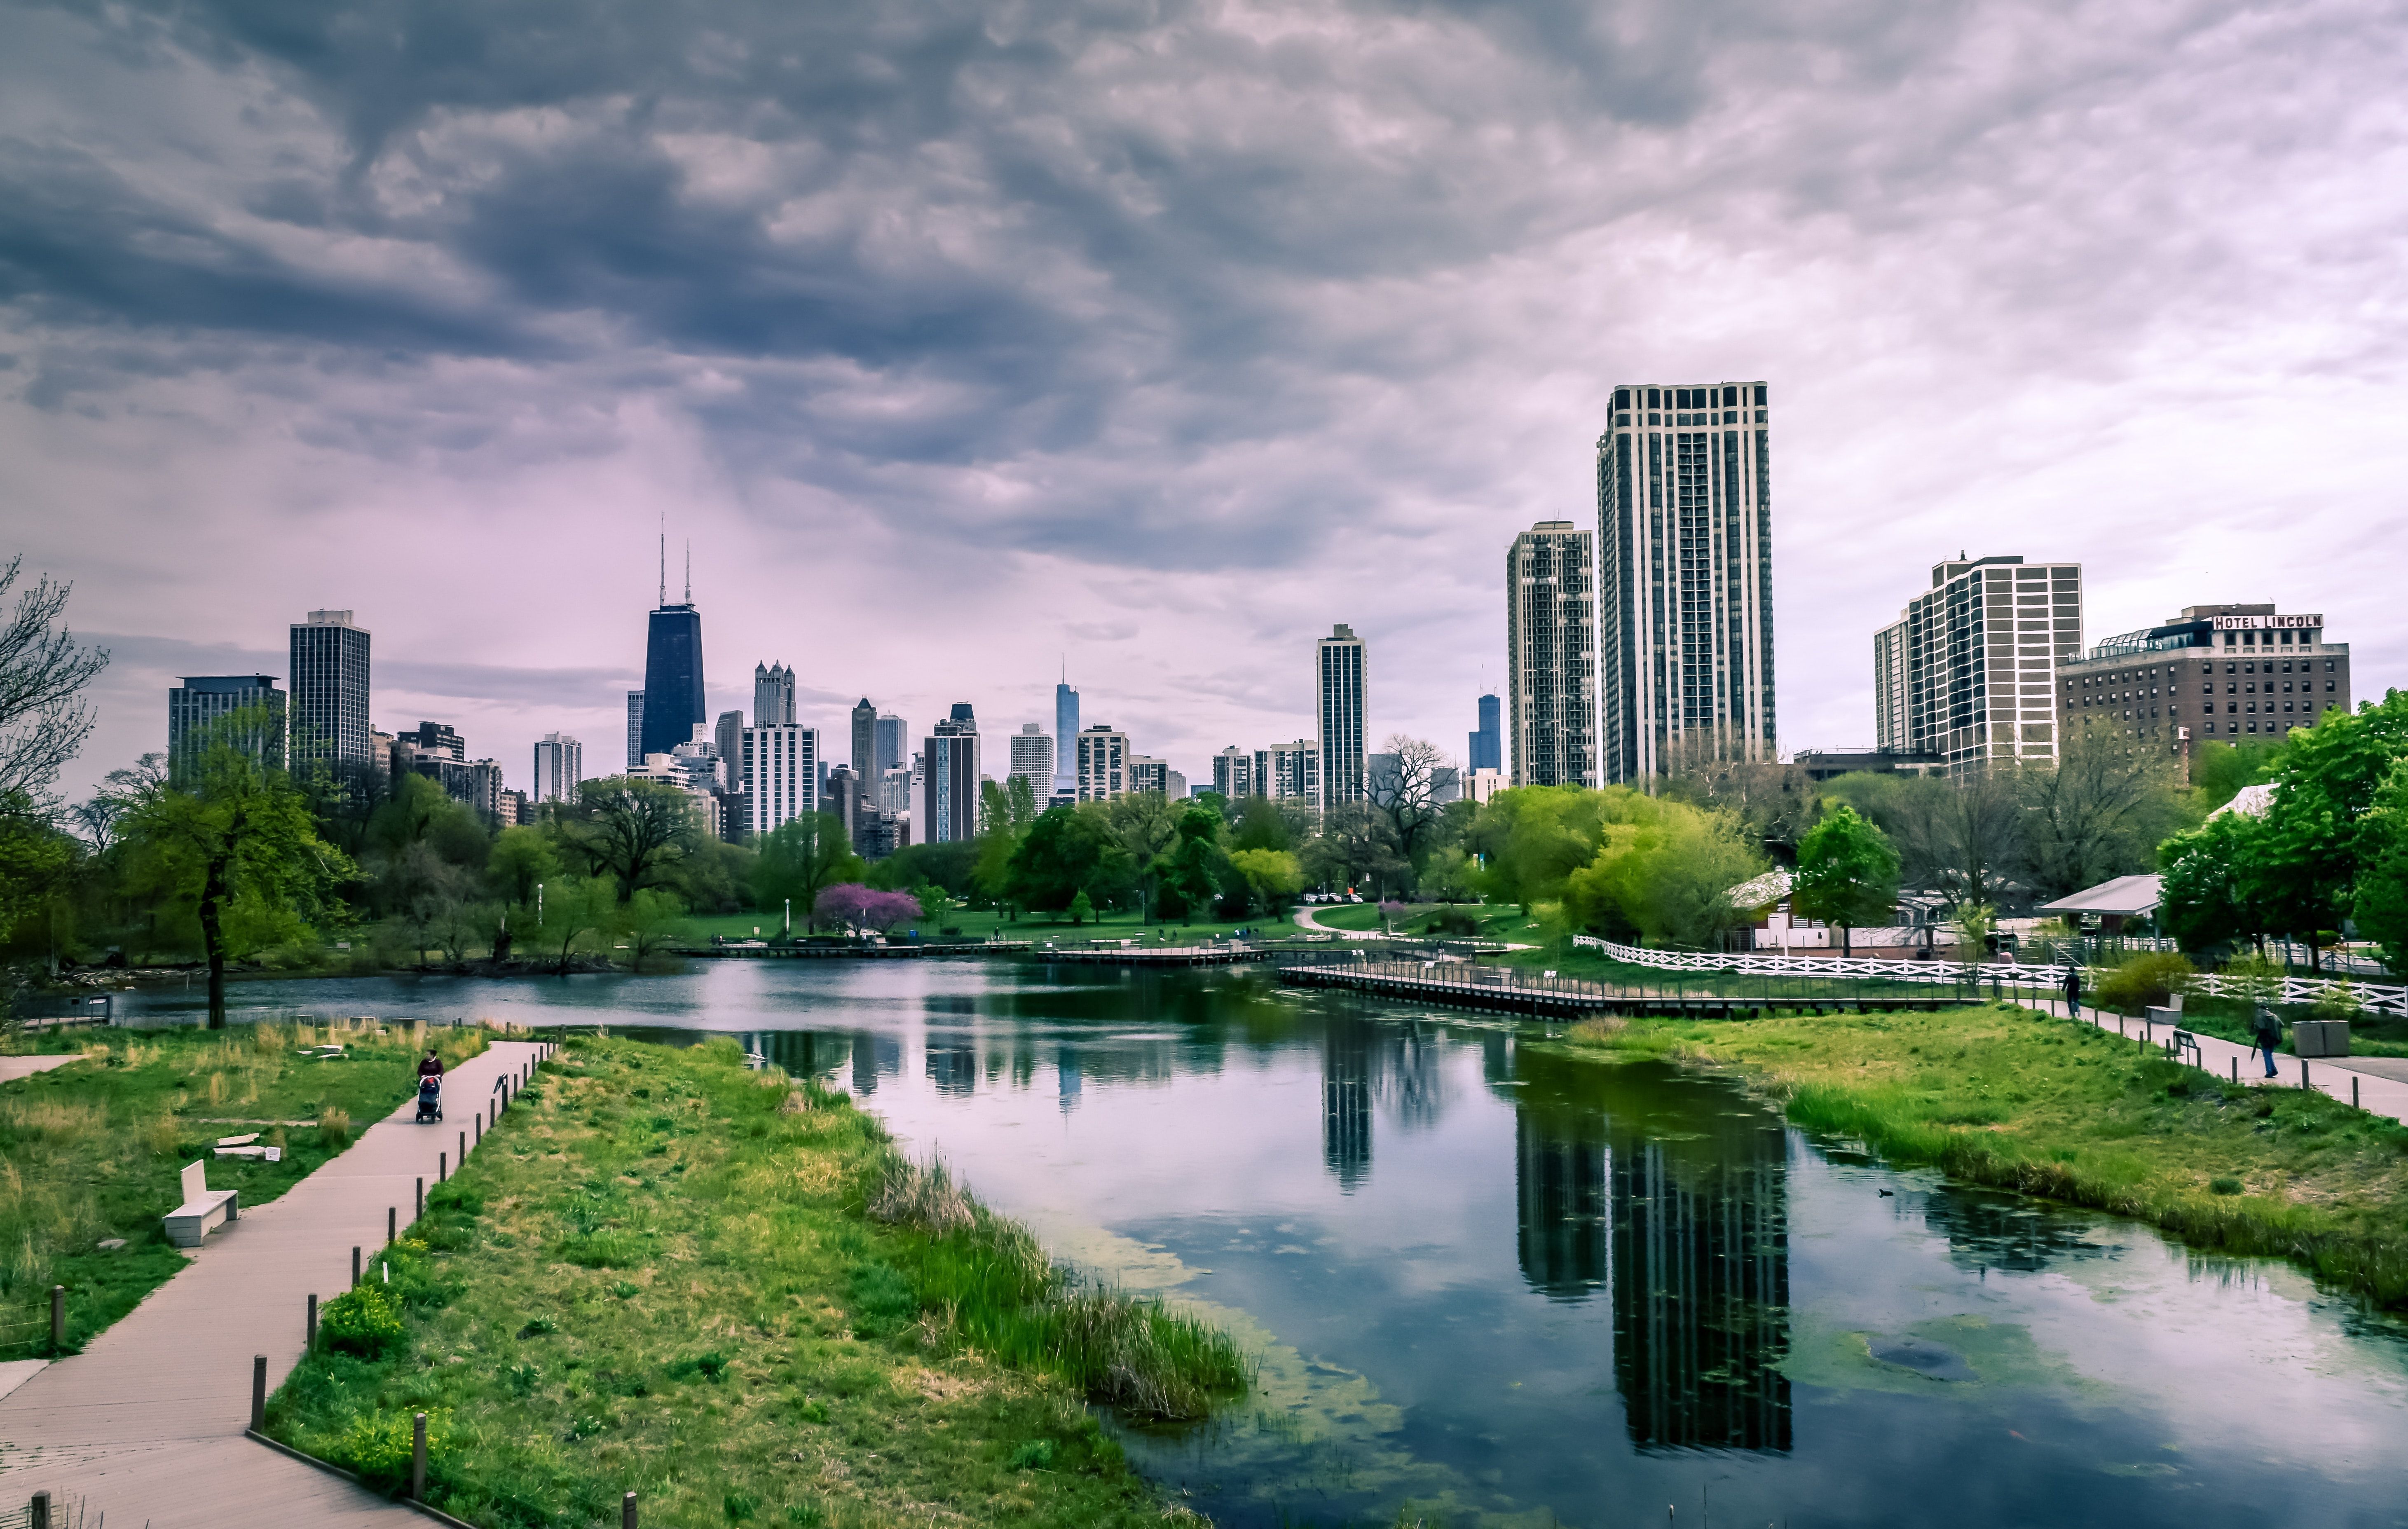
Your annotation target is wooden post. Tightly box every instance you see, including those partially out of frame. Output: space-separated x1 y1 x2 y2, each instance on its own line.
459 1129 467 1163
388 1206 396 1245
50 1284 63 1352
307 1292 317 1349
411 1411 428 1501
439 1151 447 1183
351 1246 361 1286
623 1490 639 1529
416 1177 424 1220
475 1115 482 1145
29 1490 48 1529
2302 1059 2311 1092
251 1353 267 1430
2354 1075 2361 1110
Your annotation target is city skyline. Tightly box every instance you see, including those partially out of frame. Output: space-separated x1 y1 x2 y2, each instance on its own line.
16 1 2402 807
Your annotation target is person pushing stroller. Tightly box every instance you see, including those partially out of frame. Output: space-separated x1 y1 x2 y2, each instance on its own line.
415 1047 445 1123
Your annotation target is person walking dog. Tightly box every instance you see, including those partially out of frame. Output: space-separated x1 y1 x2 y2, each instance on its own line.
2252 1005 2283 1078
2064 965 2082 1020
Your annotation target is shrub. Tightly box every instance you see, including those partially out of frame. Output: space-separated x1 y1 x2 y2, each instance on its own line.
316 1108 351 1150
2211 1177 2244 1196
1009 1440 1056 1471
2094 951 2195 1014
319 1285 405 1357
667 1350 730 1382
724 1490 759 1522
1421 907 1481 937
868 1157 974 1237
325 1408 448 1485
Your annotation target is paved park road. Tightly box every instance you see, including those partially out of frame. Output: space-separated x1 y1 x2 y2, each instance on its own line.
0 1037 548 1527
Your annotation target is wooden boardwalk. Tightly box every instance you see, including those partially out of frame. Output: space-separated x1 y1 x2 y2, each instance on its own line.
0 1037 549 1527
1279 961 1956 1018
1039 944 1274 966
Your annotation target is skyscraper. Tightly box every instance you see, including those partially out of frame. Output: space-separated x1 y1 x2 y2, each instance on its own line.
1007 724 1054 787
875 713 908 775
753 662 796 726
1130 756 1169 795
288 609 372 769
532 732 583 805
1875 555 2082 776
625 691 645 770
1316 624 1367 808
638 545 705 761
1595 382 1774 784
1469 693 1501 774
714 711 744 787
168 675 285 784
1256 740 1319 805
1076 724 1129 801
850 698 877 784
743 723 820 838
1054 661 1080 793
1211 746 1253 799
1507 520 1598 788
923 709 981 842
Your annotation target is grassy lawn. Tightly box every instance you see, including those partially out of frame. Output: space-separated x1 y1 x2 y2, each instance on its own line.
1555 1002 2408 1306
0 1021 489 1354
267 1035 1247 1529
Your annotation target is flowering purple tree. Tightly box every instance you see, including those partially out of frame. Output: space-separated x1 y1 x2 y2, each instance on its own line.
1378 898 1408 933
814 884 924 936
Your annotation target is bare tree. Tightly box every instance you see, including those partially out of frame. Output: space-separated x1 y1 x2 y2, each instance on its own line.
1302 802 1408 898
1367 734 1450 866
2021 724 2188 900
0 558 110 806
561 777 703 901
1657 736 1817 861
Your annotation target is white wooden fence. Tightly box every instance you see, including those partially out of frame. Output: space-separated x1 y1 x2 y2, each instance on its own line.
1569 935 2408 1017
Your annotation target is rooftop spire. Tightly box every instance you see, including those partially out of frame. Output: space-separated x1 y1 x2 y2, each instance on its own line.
658 520 666 607
684 540 691 604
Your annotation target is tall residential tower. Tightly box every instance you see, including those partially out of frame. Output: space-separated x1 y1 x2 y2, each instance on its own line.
288 609 372 769
1316 625 1368 808
1506 521 1598 788
1054 663 1080 794
1596 382 1773 784
1873 555 2082 776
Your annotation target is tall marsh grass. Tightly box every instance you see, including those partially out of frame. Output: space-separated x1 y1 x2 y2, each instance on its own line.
870 1156 1253 1420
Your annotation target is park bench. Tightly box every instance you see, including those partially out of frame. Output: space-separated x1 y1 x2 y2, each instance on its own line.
2164 1028 2203 1067
162 1159 238 1248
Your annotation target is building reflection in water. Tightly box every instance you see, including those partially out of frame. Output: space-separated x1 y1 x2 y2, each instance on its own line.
1056 1046 1082 1115
1321 1018 1374 1192
925 1042 978 1097
851 1032 901 1096
1511 1055 1792 1454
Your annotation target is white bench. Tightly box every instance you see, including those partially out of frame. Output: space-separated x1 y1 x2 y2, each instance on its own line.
163 1160 238 1248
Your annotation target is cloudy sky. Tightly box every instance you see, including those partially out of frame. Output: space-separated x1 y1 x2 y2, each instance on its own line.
6 0 2404 801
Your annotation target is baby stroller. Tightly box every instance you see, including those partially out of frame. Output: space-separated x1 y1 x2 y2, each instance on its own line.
415 1075 443 1123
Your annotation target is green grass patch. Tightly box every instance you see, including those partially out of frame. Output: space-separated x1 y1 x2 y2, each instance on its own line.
0 1019 488 1353
265 1035 1244 1528
1552 1003 2408 1306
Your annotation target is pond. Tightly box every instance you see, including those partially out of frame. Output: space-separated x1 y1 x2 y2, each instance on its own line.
120 962 2408 1527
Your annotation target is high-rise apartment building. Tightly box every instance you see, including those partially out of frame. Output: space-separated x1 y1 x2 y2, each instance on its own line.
1874 555 2082 776
1595 382 1774 784
1211 745 1253 799
753 663 796 726
1255 740 1319 805
875 714 908 776
2056 604 2347 762
1008 724 1054 787
638 572 706 761
1469 693 1501 774
1130 756 1169 796
1316 624 1367 808
923 709 981 843
1507 520 1598 788
743 723 820 838
714 711 744 784
1077 725 1131 801
532 733 583 805
625 691 645 771
1054 667 1080 792
168 675 286 784
288 609 372 769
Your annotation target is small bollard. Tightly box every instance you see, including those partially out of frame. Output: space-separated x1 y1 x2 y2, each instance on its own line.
439 1151 447 1183
388 1206 397 1245
251 1353 267 1431
2354 1075 2361 1109
411 1411 428 1501
29 1489 48 1529
475 1115 483 1145
352 1246 362 1286
50 1284 64 1352
416 1176 424 1220
459 1129 467 1164
2303 1059 2312 1092
623 1490 638 1529
307 1291 318 1349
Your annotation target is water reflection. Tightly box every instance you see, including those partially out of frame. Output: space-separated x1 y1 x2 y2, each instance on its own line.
1321 1017 1374 1190
1514 1115 1608 1299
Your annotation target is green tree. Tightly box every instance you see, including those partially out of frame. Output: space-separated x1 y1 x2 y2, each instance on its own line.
1228 848 1304 913
1465 787 1624 910
973 776 1040 911
530 874 616 974
1101 792 1181 920
2021 726 2189 901
118 710 353 1026
560 777 704 901
1002 806 1113 915
1158 803 1229 923
1420 845 1479 904
1305 801 1408 900
752 813 862 933
2157 809 2277 956
2190 738 2283 813
1067 889 1094 925
0 556 110 804
487 824 560 907
2349 761 2408 975
2249 691 2408 963
1789 803 1901 957
1560 800 1763 949
618 887 691 969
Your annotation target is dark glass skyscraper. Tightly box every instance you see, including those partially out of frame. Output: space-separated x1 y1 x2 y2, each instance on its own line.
288 609 372 769
1469 692 1501 772
639 600 705 760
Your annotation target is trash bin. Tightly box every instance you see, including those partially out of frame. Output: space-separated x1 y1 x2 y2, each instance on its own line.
2292 1019 2351 1058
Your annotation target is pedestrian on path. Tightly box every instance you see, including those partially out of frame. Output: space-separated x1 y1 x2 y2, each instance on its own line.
419 1048 445 1080
2064 965 2082 1019
2253 1005 2283 1078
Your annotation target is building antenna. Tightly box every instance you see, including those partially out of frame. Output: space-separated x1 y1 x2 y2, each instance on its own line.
1061 652 1066 685
658 520 667 607
684 540 691 604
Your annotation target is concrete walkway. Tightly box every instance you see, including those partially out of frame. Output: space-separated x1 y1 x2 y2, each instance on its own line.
0 1038 550 1527
0 1055 87 1084
2015 995 2408 1127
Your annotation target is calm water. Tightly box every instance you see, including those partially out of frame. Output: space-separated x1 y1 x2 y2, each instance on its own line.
125 964 2408 1527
